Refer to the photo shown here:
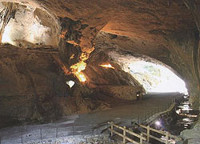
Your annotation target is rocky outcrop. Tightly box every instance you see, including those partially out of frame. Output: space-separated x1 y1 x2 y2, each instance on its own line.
181 118 200 144
98 85 144 100
0 45 142 128
0 45 66 127
0 0 199 128
0 2 59 47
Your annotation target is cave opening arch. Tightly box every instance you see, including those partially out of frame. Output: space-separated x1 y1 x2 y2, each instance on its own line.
108 51 188 95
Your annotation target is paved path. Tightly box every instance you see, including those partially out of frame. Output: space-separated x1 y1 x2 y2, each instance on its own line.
0 93 183 144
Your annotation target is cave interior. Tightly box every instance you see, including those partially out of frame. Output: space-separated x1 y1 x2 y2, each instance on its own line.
0 0 200 143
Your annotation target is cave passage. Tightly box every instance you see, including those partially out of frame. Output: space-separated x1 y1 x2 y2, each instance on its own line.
109 52 188 94
0 0 199 143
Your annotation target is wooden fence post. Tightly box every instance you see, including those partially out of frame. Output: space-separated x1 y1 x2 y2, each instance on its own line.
40 128 42 140
140 133 143 144
21 126 23 144
147 125 150 142
165 131 169 144
111 122 113 137
123 126 126 143
56 127 58 138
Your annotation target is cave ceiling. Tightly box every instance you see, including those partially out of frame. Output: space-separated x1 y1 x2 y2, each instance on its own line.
0 0 196 50
0 0 199 109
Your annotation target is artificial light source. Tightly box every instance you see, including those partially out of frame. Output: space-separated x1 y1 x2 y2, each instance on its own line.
66 80 75 88
155 120 161 126
70 53 88 83
76 72 86 82
100 63 115 69
70 60 87 82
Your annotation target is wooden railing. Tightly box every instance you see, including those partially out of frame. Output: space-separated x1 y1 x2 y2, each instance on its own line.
108 122 182 144
108 122 146 144
140 124 182 144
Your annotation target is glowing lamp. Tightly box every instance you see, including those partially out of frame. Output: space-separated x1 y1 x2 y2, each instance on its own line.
77 72 86 82
100 63 115 69
70 60 87 83
155 120 161 126
66 80 75 88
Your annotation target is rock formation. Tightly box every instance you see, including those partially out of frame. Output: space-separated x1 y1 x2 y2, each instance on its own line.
0 0 199 131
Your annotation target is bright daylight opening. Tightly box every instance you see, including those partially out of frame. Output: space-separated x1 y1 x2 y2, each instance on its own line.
109 52 188 94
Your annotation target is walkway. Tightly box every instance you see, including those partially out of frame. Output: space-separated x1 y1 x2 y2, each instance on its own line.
0 93 183 144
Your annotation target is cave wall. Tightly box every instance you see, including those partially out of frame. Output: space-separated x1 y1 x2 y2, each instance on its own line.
98 85 144 100
0 45 67 127
94 28 200 109
0 2 60 47
0 44 143 128
165 30 200 109
0 0 199 128
183 0 200 109
93 0 200 109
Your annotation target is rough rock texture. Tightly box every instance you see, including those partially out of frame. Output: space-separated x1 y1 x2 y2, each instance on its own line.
0 0 199 106
0 2 59 47
0 45 140 128
0 45 66 126
84 50 141 87
0 0 199 129
181 118 200 144
98 85 143 100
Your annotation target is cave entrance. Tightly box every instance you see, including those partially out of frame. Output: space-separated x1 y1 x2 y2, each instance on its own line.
128 61 188 94
109 52 188 94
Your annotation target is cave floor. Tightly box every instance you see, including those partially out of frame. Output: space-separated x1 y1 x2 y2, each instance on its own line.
0 93 183 144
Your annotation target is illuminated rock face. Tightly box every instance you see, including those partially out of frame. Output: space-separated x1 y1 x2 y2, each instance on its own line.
0 0 199 127
0 2 59 47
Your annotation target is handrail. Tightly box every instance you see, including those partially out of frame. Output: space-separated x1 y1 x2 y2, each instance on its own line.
108 121 146 144
109 128 140 144
108 122 182 144
108 122 146 139
140 124 182 143
140 124 166 135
